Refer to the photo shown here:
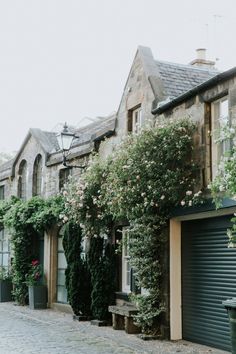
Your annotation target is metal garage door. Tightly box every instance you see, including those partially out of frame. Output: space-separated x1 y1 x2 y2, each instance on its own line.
182 215 236 351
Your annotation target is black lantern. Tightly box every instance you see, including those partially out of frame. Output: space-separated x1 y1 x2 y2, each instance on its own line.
57 123 85 169
57 122 75 153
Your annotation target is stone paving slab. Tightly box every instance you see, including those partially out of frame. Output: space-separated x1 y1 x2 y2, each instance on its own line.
0 303 230 354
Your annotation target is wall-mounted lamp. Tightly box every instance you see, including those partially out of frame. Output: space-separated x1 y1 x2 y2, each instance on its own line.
56 122 86 169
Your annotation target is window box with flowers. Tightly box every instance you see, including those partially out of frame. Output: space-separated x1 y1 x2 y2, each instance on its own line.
0 266 12 302
26 260 47 309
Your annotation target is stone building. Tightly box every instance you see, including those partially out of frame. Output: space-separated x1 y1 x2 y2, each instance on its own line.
153 62 236 351
0 46 226 347
0 116 116 308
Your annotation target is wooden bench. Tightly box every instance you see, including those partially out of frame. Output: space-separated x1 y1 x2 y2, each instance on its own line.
108 304 140 334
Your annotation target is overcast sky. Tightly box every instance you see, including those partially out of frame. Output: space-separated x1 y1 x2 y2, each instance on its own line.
0 0 236 153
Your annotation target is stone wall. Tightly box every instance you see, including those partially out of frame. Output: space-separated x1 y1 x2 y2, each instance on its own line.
155 76 236 188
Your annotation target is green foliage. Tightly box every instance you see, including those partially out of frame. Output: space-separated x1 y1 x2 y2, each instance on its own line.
0 266 11 280
0 196 19 230
103 119 199 220
62 222 91 316
63 156 112 237
88 236 115 320
209 124 236 246
1 195 63 304
63 118 199 332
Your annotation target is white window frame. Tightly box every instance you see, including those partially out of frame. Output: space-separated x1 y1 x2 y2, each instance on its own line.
211 96 230 179
132 107 143 134
122 227 131 293
0 229 10 271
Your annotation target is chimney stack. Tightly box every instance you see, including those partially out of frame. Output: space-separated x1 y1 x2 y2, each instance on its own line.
190 48 215 69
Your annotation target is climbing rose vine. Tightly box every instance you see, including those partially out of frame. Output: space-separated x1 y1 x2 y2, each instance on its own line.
62 118 201 333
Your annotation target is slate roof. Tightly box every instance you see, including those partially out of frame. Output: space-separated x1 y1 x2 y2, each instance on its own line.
0 158 14 181
156 60 219 100
30 129 59 153
72 113 116 147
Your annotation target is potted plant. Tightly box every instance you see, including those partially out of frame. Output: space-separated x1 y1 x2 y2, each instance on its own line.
0 266 12 302
26 260 47 309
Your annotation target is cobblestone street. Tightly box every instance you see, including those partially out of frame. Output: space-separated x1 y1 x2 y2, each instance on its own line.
0 303 229 354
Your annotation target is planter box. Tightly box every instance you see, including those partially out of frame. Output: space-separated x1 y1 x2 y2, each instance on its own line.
0 279 12 302
28 285 47 310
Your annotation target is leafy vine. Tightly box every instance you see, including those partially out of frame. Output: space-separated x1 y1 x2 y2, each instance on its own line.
63 118 200 333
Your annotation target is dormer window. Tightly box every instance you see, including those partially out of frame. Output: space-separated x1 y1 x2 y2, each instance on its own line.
128 106 143 134
18 160 27 200
211 97 230 179
32 154 42 197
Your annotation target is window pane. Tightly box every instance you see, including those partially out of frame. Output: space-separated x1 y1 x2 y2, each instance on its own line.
211 97 230 179
2 241 8 252
59 169 71 191
0 186 4 200
126 261 131 286
57 269 66 286
58 252 67 269
2 254 9 266
58 238 64 251
220 99 228 122
57 285 68 303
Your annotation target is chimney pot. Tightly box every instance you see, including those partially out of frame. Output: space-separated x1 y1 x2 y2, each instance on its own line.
196 48 206 60
189 48 215 69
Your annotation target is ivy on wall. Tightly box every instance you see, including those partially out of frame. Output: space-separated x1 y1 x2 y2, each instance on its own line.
0 195 64 304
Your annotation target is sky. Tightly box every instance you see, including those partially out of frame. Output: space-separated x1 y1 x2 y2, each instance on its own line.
0 0 236 153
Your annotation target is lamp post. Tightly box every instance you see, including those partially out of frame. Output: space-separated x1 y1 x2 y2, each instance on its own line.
56 123 85 169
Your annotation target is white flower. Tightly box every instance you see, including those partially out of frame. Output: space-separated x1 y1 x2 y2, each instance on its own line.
160 195 165 200
219 185 225 192
63 216 68 223
186 190 192 196
181 200 185 206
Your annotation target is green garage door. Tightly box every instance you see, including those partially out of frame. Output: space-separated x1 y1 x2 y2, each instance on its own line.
182 215 236 351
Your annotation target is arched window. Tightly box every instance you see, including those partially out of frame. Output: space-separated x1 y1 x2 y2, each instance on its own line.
32 154 42 196
18 160 27 200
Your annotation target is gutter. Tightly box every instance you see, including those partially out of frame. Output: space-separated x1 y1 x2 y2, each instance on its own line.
151 67 236 115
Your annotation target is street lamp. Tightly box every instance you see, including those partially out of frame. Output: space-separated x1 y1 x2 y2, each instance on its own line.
56 122 85 169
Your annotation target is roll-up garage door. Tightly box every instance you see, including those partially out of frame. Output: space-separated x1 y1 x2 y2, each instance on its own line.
182 215 236 351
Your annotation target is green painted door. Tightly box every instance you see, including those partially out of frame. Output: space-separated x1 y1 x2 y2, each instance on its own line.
182 215 236 351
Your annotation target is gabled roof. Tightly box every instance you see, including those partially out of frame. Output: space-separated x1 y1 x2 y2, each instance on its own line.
130 46 219 108
156 60 218 100
9 128 58 177
30 128 59 153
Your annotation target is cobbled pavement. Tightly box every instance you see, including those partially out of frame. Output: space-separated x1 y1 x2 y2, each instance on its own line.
0 303 229 354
